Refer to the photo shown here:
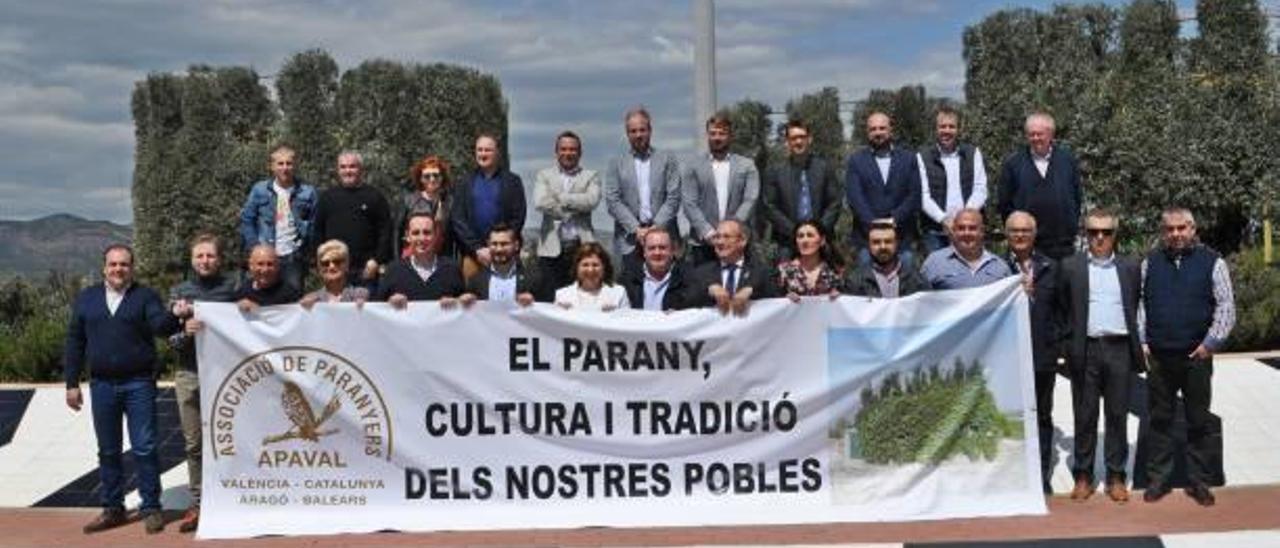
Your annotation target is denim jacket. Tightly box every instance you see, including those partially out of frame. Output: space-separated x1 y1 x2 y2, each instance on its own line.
238 178 317 256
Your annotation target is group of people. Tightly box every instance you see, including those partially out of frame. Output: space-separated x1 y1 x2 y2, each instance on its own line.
62 105 1235 535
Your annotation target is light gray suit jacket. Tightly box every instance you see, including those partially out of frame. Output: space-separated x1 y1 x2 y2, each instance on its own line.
603 148 682 255
681 152 760 247
533 166 600 258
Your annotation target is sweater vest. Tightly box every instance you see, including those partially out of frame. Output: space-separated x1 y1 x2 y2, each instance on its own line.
919 143 975 230
1143 246 1216 352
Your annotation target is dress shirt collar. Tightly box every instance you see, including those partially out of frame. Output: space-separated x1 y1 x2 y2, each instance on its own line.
1030 146 1052 163
490 261 518 279
559 165 582 177
1088 252 1116 267
644 264 672 284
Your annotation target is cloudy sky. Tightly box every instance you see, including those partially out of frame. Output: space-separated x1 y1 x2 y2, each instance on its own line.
0 0 1207 224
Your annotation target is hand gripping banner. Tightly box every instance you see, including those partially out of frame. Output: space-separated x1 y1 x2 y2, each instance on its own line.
196 278 1044 539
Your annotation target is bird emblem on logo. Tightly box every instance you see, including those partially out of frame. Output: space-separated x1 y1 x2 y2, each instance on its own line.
262 381 341 445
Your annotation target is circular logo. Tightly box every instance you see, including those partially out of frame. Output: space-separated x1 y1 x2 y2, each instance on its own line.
207 346 395 508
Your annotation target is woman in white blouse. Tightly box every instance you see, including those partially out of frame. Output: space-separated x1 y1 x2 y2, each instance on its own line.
554 242 630 312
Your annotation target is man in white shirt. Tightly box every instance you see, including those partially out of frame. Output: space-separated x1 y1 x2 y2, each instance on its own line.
918 106 988 253
681 112 760 267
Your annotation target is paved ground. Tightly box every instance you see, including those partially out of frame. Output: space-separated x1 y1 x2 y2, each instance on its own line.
1 485 1277 547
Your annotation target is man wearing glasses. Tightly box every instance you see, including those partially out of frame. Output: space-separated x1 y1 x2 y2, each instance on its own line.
761 119 843 261
1057 208 1143 503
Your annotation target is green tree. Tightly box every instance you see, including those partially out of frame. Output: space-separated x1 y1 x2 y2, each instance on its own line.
784 86 846 164
276 49 339 186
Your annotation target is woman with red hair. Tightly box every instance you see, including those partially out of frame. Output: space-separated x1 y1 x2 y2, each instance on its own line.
393 155 454 258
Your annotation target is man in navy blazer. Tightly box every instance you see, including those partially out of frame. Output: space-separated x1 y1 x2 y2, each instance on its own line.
997 112 1083 260
845 111 921 268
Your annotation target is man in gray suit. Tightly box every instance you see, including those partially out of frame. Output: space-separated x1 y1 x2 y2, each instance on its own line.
534 130 601 291
682 111 761 267
603 106 682 276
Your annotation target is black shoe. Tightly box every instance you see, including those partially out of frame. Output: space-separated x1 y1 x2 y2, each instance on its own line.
1143 483 1171 503
1185 484 1216 507
83 507 128 534
142 510 165 534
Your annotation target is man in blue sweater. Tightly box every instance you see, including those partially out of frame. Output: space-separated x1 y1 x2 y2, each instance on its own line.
64 244 180 534
997 113 1082 260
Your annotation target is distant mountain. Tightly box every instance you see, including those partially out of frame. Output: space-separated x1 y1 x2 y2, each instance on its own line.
0 214 133 278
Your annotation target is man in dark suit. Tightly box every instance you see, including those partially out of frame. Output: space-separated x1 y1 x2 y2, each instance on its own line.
452 133 527 280
1003 211 1064 494
684 219 775 315
997 112 1083 260
845 222 929 298
845 111 921 267
1057 208 1144 503
378 213 466 308
761 119 843 260
619 227 687 311
461 222 546 307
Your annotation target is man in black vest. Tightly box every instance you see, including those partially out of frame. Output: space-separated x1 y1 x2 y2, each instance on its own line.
761 119 843 260
918 106 988 254
997 112 1082 260
1058 209 1144 503
1141 207 1235 506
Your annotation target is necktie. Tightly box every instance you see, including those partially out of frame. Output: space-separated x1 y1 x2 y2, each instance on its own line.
723 263 738 294
796 170 813 221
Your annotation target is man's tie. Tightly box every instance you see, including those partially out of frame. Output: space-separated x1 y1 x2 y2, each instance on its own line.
723 263 738 295
796 170 813 221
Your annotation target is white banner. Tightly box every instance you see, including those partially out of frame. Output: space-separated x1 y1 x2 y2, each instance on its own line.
197 277 1044 539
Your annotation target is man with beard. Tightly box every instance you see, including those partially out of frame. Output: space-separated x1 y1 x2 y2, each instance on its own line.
461 222 546 307
64 244 179 535
845 221 930 298
311 151 392 290
1140 207 1235 506
378 213 466 308
762 120 843 261
619 227 688 311
1004 211 1065 495
534 131 600 291
846 111 921 267
166 233 238 532
682 112 761 267
603 106 683 275
236 244 303 310
918 106 988 253
997 112 1082 260
920 208 1011 290
452 134 527 280
684 219 775 315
